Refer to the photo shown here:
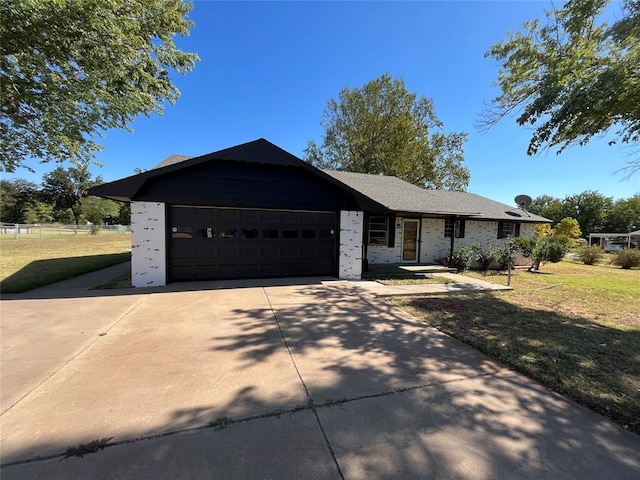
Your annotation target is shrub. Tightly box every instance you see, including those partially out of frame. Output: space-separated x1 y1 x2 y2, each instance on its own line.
476 243 501 273
509 237 536 258
576 246 604 265
90 225 101 235
612 249 640 269
449 243 480 272
529 236 570 271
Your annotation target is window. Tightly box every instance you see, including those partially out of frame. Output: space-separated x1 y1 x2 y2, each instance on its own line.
301 230 316 239
263 229 279 239
444 219 465 238
282 229 299 239
171 227 192 239
498 222 521 239
219 228 237 239
368 217 388 245
241 229 259 239
200 227 215 238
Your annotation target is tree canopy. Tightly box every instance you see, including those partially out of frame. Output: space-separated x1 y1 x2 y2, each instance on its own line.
1 0 199 173
304 74 470 191
41 164 102 225
482 0 640 176
527 190 640 235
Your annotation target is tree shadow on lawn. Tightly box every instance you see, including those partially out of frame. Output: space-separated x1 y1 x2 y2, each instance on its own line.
0 253 130 294
396 294 640 434
2 284 640 478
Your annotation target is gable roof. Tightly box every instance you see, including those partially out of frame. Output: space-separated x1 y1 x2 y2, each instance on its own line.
89 138 550 223
324 170 550 223
154 154 194 169
88 138 384 210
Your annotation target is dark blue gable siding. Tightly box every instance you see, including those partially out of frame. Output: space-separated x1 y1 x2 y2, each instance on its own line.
134 160 362 212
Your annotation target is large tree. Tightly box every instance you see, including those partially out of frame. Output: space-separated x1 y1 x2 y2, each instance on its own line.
41 164 101 225
482 0 640 176
0 178 37 223
1 0 198 173
528 194 566 224
304 74 470 191
81 196 120 225
604 195 640 232
563 190 613 234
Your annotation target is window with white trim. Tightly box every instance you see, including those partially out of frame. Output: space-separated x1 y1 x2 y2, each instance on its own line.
498 222 521 239
368 216 388 245
444 219 465 238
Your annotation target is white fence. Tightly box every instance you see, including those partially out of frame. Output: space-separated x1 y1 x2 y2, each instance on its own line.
0 223 131 238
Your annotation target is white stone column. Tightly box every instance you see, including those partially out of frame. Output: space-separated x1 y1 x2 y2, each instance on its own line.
131 201 166 287
339 211 364 280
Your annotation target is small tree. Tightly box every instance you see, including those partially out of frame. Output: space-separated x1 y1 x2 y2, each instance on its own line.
535 223 552 237
553 217 582 247
497 242 518 271
511 236 569 272
528 237 571 271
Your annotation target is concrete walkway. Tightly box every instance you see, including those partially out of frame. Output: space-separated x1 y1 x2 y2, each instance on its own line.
1 261 512 300
353 272 512 297
1 268 638 479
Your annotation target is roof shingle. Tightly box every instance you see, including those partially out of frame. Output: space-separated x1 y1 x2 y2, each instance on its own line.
324 170 550 222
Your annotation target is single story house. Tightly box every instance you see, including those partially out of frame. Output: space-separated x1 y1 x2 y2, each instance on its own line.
89 138 550 287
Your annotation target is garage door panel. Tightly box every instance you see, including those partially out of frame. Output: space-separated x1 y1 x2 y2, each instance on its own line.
261 244 280 259
169 206 336 281
260 263 281 275
195 245 218 264
281 263 299 275
280 245 300 257
240 245 262 259
299 244 319 257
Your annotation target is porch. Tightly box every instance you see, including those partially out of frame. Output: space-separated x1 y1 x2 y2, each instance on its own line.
363 263 457 279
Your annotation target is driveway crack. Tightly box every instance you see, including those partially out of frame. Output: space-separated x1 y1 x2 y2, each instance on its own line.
262 287 345 480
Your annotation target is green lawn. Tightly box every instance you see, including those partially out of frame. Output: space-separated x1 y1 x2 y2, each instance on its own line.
389 260 640 434
0 233 132 293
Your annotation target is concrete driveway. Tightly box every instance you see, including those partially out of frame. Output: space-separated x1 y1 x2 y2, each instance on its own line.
1 277 639 479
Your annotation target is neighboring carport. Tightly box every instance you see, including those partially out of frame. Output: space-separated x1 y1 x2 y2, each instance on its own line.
588 230 640 249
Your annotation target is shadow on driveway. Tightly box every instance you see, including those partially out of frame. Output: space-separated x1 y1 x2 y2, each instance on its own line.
2 283 639 479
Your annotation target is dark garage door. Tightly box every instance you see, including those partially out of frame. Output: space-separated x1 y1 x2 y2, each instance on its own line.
169 206 337 281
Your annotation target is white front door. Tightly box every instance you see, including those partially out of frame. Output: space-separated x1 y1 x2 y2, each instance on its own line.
402 219 419 262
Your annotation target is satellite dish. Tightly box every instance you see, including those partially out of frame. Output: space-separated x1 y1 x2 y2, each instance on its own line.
515 194 533 208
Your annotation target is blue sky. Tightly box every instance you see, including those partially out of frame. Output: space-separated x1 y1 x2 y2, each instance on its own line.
8 0 640 206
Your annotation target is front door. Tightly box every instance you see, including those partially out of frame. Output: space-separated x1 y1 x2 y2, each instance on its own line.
402 219 419 262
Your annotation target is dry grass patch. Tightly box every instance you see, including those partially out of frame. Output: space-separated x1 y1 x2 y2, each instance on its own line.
0 234 131 293
375 275 456 286
389 260 640 434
